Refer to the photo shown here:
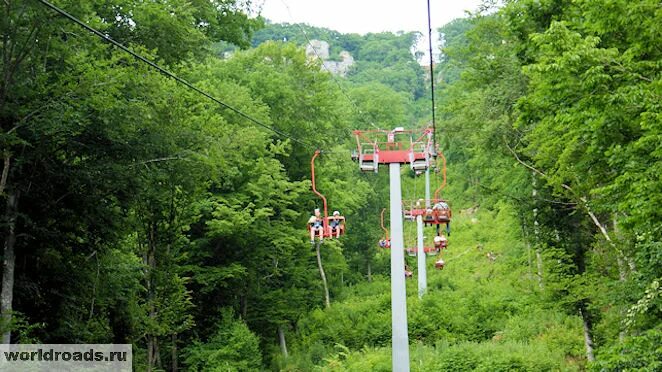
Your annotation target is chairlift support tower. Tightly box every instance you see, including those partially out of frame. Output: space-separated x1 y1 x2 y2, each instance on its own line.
353 127 434 372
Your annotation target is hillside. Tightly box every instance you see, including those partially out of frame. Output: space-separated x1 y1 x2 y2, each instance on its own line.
276 192 586 370
0 1 659 371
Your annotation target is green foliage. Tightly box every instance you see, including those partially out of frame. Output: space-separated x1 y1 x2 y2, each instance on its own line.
348 83 411 129
183 309 262 371
590 327 662 371
293 339 577 371
282 208 584 370
437 18 473 84
2 0 659 370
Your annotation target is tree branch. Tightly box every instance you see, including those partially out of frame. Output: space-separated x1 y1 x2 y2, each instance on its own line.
610 60 653 83
130 156 188 168
504 141 621 248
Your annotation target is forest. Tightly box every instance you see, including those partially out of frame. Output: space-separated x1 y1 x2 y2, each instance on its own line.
0 0 660 370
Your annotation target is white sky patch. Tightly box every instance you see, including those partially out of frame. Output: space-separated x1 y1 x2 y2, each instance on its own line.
256 0 483 62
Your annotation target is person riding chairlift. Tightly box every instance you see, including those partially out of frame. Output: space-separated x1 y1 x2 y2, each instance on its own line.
433 200 449 210
433 200 451 236
434 234 448 250
308 208 324 244
378 239 390 248
329 210 344 238
404 265 413 278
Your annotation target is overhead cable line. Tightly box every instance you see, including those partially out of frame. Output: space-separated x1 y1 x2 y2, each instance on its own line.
38 0 316 149
279 0 380 131
426 0 438 150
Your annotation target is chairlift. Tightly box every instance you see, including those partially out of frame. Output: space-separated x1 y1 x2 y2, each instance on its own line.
308 150 346 240
423 152 452 234
352 128 434 173
424 247 440 256
433 235 449 250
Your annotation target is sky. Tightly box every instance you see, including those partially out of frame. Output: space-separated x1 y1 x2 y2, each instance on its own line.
257 0 483 35
256 0 484 62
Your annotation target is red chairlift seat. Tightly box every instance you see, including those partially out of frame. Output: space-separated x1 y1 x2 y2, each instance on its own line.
435 258 446 270
424 246 440 256
408 247 438 256
403 210 415 221
307 216 345 240
402 199 427 221
434 235 449 254
423 200 452 226
327 216 346 238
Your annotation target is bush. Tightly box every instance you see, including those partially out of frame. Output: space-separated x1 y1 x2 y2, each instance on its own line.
183 310 261 371
590 327 662 371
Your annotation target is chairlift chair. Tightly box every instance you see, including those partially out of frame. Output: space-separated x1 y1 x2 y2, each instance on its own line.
352 127 434 173
424 247 440 256
309 150 346 239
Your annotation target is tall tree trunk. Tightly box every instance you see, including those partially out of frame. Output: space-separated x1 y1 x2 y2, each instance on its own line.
367 261 372 283
171 333 178 372
146 338 152 372
520 216 535 284
278 326 288 358
535 248 544 289
579 305 595 362
154 339 162 370
0 155 10 195
612 215 627 342
526 242 534 281
315 242 330 308
532 172 544 289
240 294 247 319
147 335 156 372
1 190 19 344
612 215 629 282
145 222 157 371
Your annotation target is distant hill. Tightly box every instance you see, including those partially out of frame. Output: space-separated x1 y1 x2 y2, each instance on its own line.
251 22 428 99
